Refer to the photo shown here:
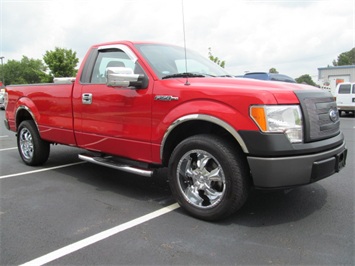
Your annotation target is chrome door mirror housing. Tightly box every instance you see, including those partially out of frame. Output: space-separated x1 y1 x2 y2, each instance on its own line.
106 67 148 89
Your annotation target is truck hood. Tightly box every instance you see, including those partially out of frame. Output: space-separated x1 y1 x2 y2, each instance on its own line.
161 77 320 104
192 77 315 91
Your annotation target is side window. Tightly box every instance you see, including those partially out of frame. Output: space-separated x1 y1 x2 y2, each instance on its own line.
90 49 142 84
352 84 355 94
338 84 351 94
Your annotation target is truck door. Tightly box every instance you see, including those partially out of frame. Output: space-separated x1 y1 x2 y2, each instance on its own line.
73 45 153 162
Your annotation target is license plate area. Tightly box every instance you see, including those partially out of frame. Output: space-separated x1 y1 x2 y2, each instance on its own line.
311 147 347 182
335 148 347 172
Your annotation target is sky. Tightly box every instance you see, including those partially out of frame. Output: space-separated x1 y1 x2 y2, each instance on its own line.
0 0 354 82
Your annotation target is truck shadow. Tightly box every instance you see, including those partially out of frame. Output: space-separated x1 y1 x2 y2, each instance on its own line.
55 161 174 205
223 184 327 227
50 148 327 226
66 163 327 227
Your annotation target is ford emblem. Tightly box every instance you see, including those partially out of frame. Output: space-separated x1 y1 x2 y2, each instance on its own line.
329 109 338 122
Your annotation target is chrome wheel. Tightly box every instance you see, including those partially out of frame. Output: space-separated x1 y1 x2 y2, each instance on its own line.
169 134 250 221
176 149 226 209
19 127 34 160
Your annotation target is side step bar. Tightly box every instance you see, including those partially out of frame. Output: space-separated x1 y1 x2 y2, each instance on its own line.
78 154 154 177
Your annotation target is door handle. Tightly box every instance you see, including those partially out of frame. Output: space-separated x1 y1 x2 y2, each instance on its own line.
82 93 92 104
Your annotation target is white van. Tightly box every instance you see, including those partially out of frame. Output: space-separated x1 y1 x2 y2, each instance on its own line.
336 82 355 116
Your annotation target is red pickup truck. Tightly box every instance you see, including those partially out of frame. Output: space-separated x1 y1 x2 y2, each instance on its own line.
4 41 347 220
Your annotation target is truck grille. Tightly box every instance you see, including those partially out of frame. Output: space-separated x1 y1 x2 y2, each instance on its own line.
295 91 340 143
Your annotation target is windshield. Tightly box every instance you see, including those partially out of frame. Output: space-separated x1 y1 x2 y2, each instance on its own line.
134 44 230 79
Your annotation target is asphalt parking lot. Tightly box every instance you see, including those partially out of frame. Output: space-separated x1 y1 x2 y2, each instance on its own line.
0 110 354 266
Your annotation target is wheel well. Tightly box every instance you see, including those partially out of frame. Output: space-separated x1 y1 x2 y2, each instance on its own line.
16 109 34 130
162 120 243 166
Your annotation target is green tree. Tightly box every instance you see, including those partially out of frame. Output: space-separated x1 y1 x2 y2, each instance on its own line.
295 74 317 86
332 48 355 66
43 47 79 78
208 47 225 68
1 56 51 85
269 68 278 73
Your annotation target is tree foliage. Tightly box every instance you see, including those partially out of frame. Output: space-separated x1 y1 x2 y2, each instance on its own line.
1 56 51 85
295 74 316 86
208 47 225 68
332 47 355 66
43 47 79 78
269 68 278 73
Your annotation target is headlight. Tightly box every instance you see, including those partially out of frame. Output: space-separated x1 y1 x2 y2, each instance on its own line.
250 105 303 143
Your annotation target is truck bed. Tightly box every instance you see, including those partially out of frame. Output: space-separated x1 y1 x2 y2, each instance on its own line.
5 83 76 145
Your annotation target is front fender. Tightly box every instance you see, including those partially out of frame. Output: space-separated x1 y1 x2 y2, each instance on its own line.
153 100 260 162
161 113 250 155
153 99 258 142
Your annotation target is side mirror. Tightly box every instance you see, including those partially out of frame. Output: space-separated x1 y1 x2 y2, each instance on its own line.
106 67 148 89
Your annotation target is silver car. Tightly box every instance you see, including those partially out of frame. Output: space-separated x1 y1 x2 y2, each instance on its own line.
0 91 5 110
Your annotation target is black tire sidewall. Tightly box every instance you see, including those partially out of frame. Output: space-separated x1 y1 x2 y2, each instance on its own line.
17 120 50 166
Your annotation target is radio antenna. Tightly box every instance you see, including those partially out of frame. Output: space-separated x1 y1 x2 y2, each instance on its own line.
181 0 190 85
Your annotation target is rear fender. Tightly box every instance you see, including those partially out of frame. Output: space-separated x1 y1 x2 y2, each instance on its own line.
15 97 40 131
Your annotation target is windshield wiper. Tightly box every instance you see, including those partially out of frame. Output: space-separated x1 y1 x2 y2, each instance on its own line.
162 72 206 79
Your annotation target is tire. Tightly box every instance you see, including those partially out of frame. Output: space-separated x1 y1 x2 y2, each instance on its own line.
17 120 50 166
168 134 250 221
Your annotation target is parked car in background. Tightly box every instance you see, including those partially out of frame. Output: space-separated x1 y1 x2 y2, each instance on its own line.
0 89 5 110
335 82 355 116
243 72 296 83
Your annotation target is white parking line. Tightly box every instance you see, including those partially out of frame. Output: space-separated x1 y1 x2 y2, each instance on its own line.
20 203 180 266
0 162 86 180
0 135 9 138
0 147 17 151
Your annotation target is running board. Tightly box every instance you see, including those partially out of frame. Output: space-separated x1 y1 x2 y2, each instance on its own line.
78 154 154 177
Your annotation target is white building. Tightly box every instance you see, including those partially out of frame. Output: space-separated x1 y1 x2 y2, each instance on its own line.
318 65 355 95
